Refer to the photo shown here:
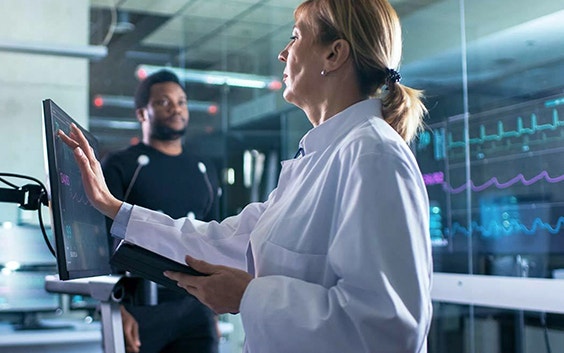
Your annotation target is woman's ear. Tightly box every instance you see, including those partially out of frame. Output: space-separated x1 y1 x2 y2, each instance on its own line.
324 39 351 72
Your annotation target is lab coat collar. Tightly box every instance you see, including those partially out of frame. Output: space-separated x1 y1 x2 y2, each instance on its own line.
299 99 383 156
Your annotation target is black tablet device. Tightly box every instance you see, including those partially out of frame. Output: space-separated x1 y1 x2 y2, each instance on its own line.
110 241 207 294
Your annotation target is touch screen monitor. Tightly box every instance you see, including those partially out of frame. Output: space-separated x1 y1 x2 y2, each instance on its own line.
42 99 111 280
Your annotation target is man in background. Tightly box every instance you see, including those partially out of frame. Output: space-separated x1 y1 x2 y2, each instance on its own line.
102 69 220 353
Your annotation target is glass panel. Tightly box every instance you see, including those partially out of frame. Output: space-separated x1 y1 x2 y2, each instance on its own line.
462 0 564 280
403 0 472 274
412 0 564 279
411 0 564 352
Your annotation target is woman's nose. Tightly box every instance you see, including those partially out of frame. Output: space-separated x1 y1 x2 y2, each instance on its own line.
278 49 287 62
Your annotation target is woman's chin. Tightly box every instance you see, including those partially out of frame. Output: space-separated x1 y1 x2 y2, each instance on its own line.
282 89 295 104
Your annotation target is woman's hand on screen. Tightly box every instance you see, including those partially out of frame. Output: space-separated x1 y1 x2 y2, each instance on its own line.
58 123 122 219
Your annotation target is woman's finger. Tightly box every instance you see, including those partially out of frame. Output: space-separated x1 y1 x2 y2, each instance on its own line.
69 124 98 164
184 254 215 274
57 129 79 149
58 130 93 176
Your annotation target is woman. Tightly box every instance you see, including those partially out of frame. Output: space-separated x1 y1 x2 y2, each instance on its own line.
60 0 432 352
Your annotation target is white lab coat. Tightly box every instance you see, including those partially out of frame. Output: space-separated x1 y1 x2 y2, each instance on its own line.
121 99 432 353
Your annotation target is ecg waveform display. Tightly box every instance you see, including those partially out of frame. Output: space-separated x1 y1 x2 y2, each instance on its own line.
423 170 564 194
447 109 563 149
445 217 564 237
416 95 564 263
418 96 564 162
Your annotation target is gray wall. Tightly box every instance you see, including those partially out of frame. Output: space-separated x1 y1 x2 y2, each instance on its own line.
0 0 90 224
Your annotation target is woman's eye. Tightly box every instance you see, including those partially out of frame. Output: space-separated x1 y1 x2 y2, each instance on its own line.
290 35 298 41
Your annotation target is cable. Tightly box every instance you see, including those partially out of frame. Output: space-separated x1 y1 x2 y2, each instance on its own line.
198 162 214 218
124 154 150 202
0 173 48 195
100 0 117 46
0 176 19 189
539 312 552 353
0 173 56 258
37 196 56 258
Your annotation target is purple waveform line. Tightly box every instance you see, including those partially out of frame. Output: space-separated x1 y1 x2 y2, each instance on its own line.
423 171 444 186
443 170 564 194
60 172 70 186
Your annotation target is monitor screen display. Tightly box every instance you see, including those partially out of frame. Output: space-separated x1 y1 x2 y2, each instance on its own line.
42 99 111 280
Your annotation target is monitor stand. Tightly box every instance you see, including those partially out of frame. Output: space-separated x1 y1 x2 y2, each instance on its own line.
44 274 133 353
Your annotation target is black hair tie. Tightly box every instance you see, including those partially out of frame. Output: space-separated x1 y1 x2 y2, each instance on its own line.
385 68 401 86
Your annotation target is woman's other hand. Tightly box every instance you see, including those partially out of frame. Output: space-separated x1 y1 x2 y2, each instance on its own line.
164 255 253 314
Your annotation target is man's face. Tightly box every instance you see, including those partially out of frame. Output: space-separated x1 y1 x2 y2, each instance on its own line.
144 81 189 141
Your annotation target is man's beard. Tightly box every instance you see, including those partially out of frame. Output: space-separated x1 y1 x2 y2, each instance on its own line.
150 121 187 141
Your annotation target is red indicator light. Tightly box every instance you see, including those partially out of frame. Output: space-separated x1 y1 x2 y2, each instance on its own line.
207 104 219 115
130 136 140 145
136 68 148 80
268 80 283 91
93 95 104 108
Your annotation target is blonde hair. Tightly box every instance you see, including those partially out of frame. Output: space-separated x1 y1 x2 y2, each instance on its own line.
295 0 427 142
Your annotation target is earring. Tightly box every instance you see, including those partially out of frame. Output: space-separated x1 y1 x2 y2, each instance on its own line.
321 69 327 76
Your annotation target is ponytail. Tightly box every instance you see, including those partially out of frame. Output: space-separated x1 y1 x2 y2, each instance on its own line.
381 82 427 143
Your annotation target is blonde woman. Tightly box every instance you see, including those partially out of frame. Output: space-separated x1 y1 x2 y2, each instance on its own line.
60 0 432 351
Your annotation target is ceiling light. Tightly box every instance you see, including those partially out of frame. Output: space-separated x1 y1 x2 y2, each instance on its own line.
92 94 219 115
136 65 282 91
0 40 107 60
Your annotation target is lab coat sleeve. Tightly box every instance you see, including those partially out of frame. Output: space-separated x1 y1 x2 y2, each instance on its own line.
123 199 269 271
239 147 432 353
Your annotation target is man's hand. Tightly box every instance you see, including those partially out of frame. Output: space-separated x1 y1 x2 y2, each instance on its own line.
164 255 253 314
120 305 141 353
58 123 122 219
